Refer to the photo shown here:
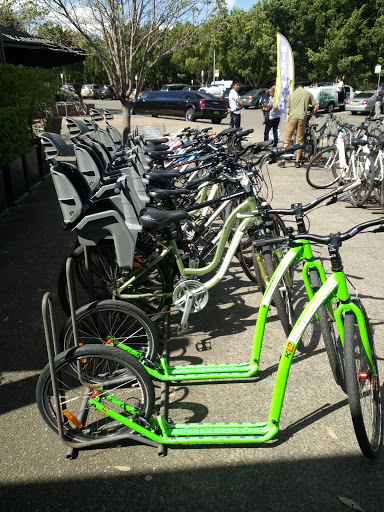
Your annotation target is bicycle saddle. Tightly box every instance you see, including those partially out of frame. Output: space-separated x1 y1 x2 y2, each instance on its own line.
139 207 189 231
148 188 193 200
350 138 369 147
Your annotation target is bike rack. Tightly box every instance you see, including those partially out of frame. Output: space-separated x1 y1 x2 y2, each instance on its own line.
41 257 170 459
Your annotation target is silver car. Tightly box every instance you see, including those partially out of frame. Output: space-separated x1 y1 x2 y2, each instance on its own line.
345 90 380 114
81 84 101 98
241 88 269 109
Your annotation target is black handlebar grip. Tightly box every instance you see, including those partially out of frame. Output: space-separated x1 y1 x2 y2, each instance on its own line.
252 235 288 248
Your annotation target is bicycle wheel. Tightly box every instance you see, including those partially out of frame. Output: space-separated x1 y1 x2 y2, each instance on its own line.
249 214 293 291
262 244 294 337
302 129 317 163
348 153 375 207
60 299 160 360
79 102 87 116
308 269 346 392
381 179 384 211
344 308 382 458
306 146 340 189
58 240 173 316
36 345 155 442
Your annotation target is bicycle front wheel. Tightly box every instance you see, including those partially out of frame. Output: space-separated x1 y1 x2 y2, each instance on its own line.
262 244 294 337
59 299 160 359
348 153 375 207
344 308 382 458
302 129 317 163
36 345 155 442
308 269 345 392
306 146 340 188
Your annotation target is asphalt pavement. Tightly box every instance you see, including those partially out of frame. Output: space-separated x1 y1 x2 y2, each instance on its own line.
1 104 384 512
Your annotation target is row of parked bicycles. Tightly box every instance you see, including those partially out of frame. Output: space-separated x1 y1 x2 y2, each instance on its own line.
305 113 384 209
36 109 383 458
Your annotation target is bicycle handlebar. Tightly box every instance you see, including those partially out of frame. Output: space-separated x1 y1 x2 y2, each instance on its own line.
253 217 384 248
266 179 362 216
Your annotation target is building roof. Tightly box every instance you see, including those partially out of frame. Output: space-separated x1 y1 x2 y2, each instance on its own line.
0 26 86 67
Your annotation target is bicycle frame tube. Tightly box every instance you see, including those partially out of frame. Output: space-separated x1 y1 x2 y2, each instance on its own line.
182 196 259 277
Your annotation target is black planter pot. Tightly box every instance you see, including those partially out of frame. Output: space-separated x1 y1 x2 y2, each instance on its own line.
2 156 28 206
23 144 41 191
0 166 9 218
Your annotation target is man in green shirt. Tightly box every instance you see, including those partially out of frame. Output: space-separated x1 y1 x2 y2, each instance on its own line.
278 84 319 168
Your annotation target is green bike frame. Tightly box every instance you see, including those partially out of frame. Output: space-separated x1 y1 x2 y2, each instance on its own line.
85 235 373 445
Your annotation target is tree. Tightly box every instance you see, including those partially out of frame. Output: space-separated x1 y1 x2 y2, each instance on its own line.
35 0 216 141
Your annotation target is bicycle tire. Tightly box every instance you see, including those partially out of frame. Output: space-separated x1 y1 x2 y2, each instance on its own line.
262 244 294 337
306 146 340 189
348 153 375 207
308 269 346 392
59 299 160 360
36 345 155 442
302 129 317 163
240 214 292 287
58 240 173 316
344 310 382 458
79 102 87 116
381 179 384 212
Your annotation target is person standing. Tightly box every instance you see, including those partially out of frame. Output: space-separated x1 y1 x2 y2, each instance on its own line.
228 79 243 129
374 86 383 118
278 84 319 168
263 85 281 147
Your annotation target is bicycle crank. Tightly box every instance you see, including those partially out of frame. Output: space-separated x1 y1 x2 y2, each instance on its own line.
173 279 209 334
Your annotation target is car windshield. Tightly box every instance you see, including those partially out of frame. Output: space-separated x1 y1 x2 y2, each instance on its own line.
195 91 217 100
355 92 375 99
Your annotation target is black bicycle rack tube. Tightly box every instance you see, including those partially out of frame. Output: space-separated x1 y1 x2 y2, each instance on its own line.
41 257 165 459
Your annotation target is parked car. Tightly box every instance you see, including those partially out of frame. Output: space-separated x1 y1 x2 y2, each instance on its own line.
241 88 269 109
345 90 379 114
81 84 101 98
222 85 255 107
130 89 227 123
161 84 189 90
183 85 201 91
60 83 82 97
304 83 355 112
98 85 118 100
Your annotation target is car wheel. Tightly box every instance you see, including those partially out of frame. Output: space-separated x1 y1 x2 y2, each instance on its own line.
327 102 335 113
185 108 196 122
244 106 249 109
351 111 357 115
151 114 158 117
211 118 222 124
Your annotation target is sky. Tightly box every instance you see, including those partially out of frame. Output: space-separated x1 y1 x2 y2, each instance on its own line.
226 0 255 11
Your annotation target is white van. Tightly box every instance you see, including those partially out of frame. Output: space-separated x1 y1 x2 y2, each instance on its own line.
304 83 355 112
199 80 233 98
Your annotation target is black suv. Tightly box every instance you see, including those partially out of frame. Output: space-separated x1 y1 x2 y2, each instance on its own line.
131 90 227 123
98 85 118 100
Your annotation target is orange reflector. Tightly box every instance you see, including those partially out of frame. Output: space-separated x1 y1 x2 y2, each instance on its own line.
62 409 83 429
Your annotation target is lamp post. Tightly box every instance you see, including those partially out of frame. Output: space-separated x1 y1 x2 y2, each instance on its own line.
375 65 381 88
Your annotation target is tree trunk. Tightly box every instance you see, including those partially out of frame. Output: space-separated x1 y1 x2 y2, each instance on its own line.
121 102 132 145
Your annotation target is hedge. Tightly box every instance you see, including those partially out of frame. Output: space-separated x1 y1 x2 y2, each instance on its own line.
0 106 30 167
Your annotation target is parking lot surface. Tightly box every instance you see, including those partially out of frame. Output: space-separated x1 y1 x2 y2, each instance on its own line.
1 104 383 512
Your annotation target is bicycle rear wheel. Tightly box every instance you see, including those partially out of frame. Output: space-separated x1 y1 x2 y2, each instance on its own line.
344 307 382 458
36 345 155 442
58 240 173 316
306 146 340 188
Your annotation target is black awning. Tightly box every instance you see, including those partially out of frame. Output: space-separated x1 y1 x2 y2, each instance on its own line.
0 26 86 67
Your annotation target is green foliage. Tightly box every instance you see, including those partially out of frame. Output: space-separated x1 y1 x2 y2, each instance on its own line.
0 64 58 134
0 107 30 167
